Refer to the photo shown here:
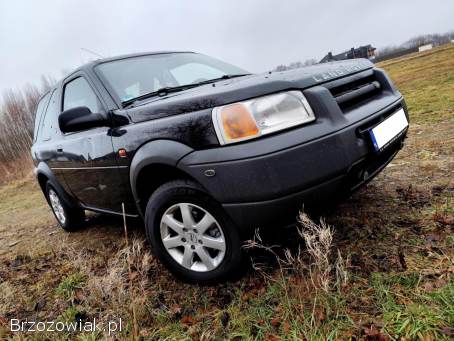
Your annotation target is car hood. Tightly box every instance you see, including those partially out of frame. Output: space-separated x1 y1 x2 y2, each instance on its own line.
126 58 374 123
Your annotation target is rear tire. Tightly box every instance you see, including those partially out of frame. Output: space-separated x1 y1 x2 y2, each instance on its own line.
145 179 243 284
45 182 85 231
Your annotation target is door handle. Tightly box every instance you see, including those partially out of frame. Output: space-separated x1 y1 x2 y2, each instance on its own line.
56 145 63 153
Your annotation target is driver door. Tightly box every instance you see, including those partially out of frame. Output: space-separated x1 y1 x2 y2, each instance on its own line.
56 73 122 212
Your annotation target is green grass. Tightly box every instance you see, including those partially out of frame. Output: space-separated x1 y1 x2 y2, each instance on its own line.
55 273 85 301
378 43 454 124
371 274 454 339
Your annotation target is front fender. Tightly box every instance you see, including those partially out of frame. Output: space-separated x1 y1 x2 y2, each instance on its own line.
129 139 194 206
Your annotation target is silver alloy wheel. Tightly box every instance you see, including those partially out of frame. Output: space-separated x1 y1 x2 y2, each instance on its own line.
160 203 226 272
48 189 66 225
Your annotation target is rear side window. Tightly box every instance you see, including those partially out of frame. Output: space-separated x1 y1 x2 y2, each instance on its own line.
38 90 60 142
33 92 51 142
63 77 101 113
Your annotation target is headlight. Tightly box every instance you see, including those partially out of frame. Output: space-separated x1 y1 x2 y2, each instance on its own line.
212 91 315 145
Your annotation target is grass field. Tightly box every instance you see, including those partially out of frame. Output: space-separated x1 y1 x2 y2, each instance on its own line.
0 44 453 340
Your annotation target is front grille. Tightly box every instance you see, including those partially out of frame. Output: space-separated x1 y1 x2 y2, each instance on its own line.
323 69 383 112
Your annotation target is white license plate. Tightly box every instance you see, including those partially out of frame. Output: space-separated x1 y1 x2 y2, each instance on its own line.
369 108 408 151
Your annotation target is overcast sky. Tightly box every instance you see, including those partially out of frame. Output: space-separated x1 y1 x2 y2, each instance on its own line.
0 0 453 93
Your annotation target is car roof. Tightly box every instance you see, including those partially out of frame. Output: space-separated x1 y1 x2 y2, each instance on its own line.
83 51 194 69
59 51 194 83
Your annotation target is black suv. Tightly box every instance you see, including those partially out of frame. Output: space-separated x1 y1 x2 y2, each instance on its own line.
32 52 408 282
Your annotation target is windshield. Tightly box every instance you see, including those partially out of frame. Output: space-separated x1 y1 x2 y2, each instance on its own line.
95 53 248 103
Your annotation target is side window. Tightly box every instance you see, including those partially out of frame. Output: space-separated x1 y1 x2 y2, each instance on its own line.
63 77 101 113
38 90 60 142
33 92 51 142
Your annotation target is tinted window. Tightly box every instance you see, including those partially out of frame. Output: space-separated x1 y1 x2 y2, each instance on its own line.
63 77 101 113
38 90 59 141
33 92 51 142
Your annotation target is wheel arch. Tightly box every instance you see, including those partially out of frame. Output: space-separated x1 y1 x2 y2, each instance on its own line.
34 162 79 209
130 140 200 216
37 172 49 193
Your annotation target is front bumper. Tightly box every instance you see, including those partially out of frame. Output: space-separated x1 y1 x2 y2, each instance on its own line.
221 137 405 229
179 82 408 229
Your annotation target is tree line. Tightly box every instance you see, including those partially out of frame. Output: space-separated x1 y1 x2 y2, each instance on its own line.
0 76 55 179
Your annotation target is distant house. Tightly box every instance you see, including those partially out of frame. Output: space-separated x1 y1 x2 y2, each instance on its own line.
320 45 376 63
418 44 433 52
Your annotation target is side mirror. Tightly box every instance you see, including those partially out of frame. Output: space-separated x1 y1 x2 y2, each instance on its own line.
59 106 109 133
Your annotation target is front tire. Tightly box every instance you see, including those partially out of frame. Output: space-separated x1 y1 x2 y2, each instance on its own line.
145 180 243 283
45 182 85 231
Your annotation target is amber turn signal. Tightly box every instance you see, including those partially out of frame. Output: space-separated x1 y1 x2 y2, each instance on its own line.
219 103 259 141
118 148 127 158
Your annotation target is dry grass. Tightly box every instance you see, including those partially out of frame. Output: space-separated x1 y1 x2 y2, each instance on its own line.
297 213 335 292
244 213 353 338
0 44 453 340
0 156 34 185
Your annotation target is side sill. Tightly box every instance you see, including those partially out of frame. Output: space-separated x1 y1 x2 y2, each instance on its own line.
80 204 140 218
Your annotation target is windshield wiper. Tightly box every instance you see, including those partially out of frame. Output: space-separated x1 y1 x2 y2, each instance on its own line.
122 74 250 108
193 74 250 86
122 84 198 107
